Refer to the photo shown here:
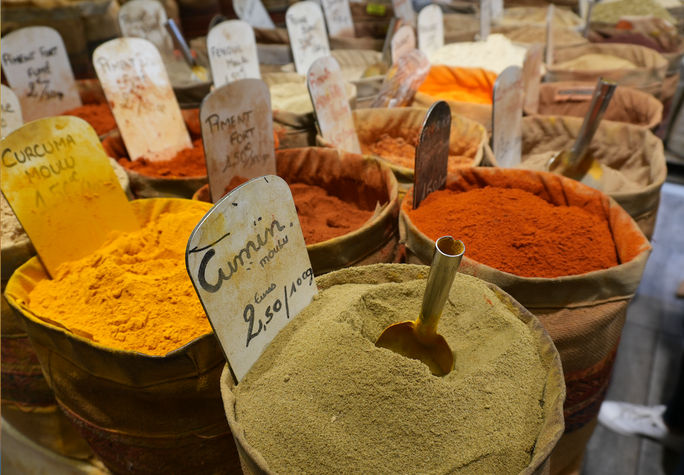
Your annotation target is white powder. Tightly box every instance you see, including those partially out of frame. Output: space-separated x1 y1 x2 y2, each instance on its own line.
429 34 527 74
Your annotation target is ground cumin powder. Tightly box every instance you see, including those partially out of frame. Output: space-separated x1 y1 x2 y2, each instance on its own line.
406 187 618 277
64 103 117 136
362 132 474 172
27 203 211 355
235 270 547 474
220 177 373 244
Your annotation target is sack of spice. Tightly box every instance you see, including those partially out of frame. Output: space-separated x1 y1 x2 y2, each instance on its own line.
412 66 496 134
193 147 401 274
264 72 357 149
493 24 588 48
496 6 583 29
519 115 667 239
102 110 207 198
548 43 669 99
4 198 241 474
220 263 565 475
399 167 651 475
525 81 663 130
0 161 130 460
317 107 489 195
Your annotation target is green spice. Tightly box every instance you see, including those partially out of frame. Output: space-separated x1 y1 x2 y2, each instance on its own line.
592 0 675 24
234 269 548 474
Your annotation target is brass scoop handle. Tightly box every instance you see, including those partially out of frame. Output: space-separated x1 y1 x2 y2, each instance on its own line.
416 236 465 341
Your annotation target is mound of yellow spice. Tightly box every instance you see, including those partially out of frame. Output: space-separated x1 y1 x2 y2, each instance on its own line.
27 202 211 355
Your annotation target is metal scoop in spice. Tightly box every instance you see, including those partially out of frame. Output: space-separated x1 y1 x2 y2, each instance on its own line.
164 19 209 82
376 236 464 376
546 78 617 190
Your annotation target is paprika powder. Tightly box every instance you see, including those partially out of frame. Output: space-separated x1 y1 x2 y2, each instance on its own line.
117 139 207 178
405 186 619 278
64 103 117 136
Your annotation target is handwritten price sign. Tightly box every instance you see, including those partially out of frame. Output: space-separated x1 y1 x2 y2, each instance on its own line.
207 20 260 87
1 27 81 122
286 1 331 74
1 86 23 139
186 176 317 381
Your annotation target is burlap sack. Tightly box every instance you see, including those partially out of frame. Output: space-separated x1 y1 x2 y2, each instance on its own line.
193 147 401 274
525 82 663 130
548 43 669 98
413 91 493 134
1 0 120 78
493 24 587 48
399 167 651 475
443 13 479 43
219 263 565 475
317 107 488 193
520 115 667 239
4 198 242 475
264 72 357 149
496 6 582 28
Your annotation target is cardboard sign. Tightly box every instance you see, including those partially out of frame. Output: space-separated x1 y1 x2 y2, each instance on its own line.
479 0 491 40
371 49 430 108
492 65 523 168
93 38 192 161
207 20 260 88
286 2 331 75
200 79 276 203
119 0 174 56
186 176 317 382
321 0 355 38
307 56 361 154
413 101 450 209
233 0 275 29
0 117 138 276
1 86 24 139
392 0 416 25
417 5 444 58
0 27 82 122
522 44 543 114
391 25 416 64
545 4 555 66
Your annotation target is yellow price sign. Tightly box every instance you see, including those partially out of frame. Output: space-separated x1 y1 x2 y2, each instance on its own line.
1 116 139 277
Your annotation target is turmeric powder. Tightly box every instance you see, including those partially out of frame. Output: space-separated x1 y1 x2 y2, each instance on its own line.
27 201 212 356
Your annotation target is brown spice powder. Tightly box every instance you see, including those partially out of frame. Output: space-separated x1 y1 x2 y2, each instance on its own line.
235 270 548 474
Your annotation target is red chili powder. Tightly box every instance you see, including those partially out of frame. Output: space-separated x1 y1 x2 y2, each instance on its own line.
118 139 206 177
218 177 372 244
64 103 116 136
406 186 619 278
362 133 474 172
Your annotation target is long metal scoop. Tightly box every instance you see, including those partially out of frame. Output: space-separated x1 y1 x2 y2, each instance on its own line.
164 19 209 82
376 236 465 376
546 78 617 190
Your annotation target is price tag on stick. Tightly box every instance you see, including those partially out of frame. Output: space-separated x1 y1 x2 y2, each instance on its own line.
492 65 524 168
1 86 24 139
186 176 317 382
413 101 450 209
286 2 331 75
522 44 543 114
479 0 491 41
321 0 355 38
545 4 555 67
233 0 275 29
307 56 361 154
0 27 82 122
0 117 139 277
93 38 192 161
200 79 276 203
371 49 430 108
391 25 416 64
119 0 174 56
417 5 444 58
207 20 261 88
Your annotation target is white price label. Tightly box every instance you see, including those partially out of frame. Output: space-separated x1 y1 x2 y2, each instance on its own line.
208 20 261 87
233 0 276 29
286 2 331 75
321 0 355 38
492 66 523 168
1 86 24 139
417 5 444 58
391 25 416 64
119 0 174 56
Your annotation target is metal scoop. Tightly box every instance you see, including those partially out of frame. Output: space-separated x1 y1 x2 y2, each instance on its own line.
164 19 209 82
546 78 617 190
376 236 465 376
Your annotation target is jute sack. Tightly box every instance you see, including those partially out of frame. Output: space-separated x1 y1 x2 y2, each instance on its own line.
219 263 566 475
493 24 588 48
4 198 242 475
318 107 488 195
264 72 357 149
496 6 582 29
413 91 493 134
525 82 663 130
443 13 479 43
399 167 651 475
193 147 401 275
547 43 669 98
520 115 667 239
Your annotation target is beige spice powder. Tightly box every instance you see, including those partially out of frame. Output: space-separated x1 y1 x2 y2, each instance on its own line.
235 271 548 474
